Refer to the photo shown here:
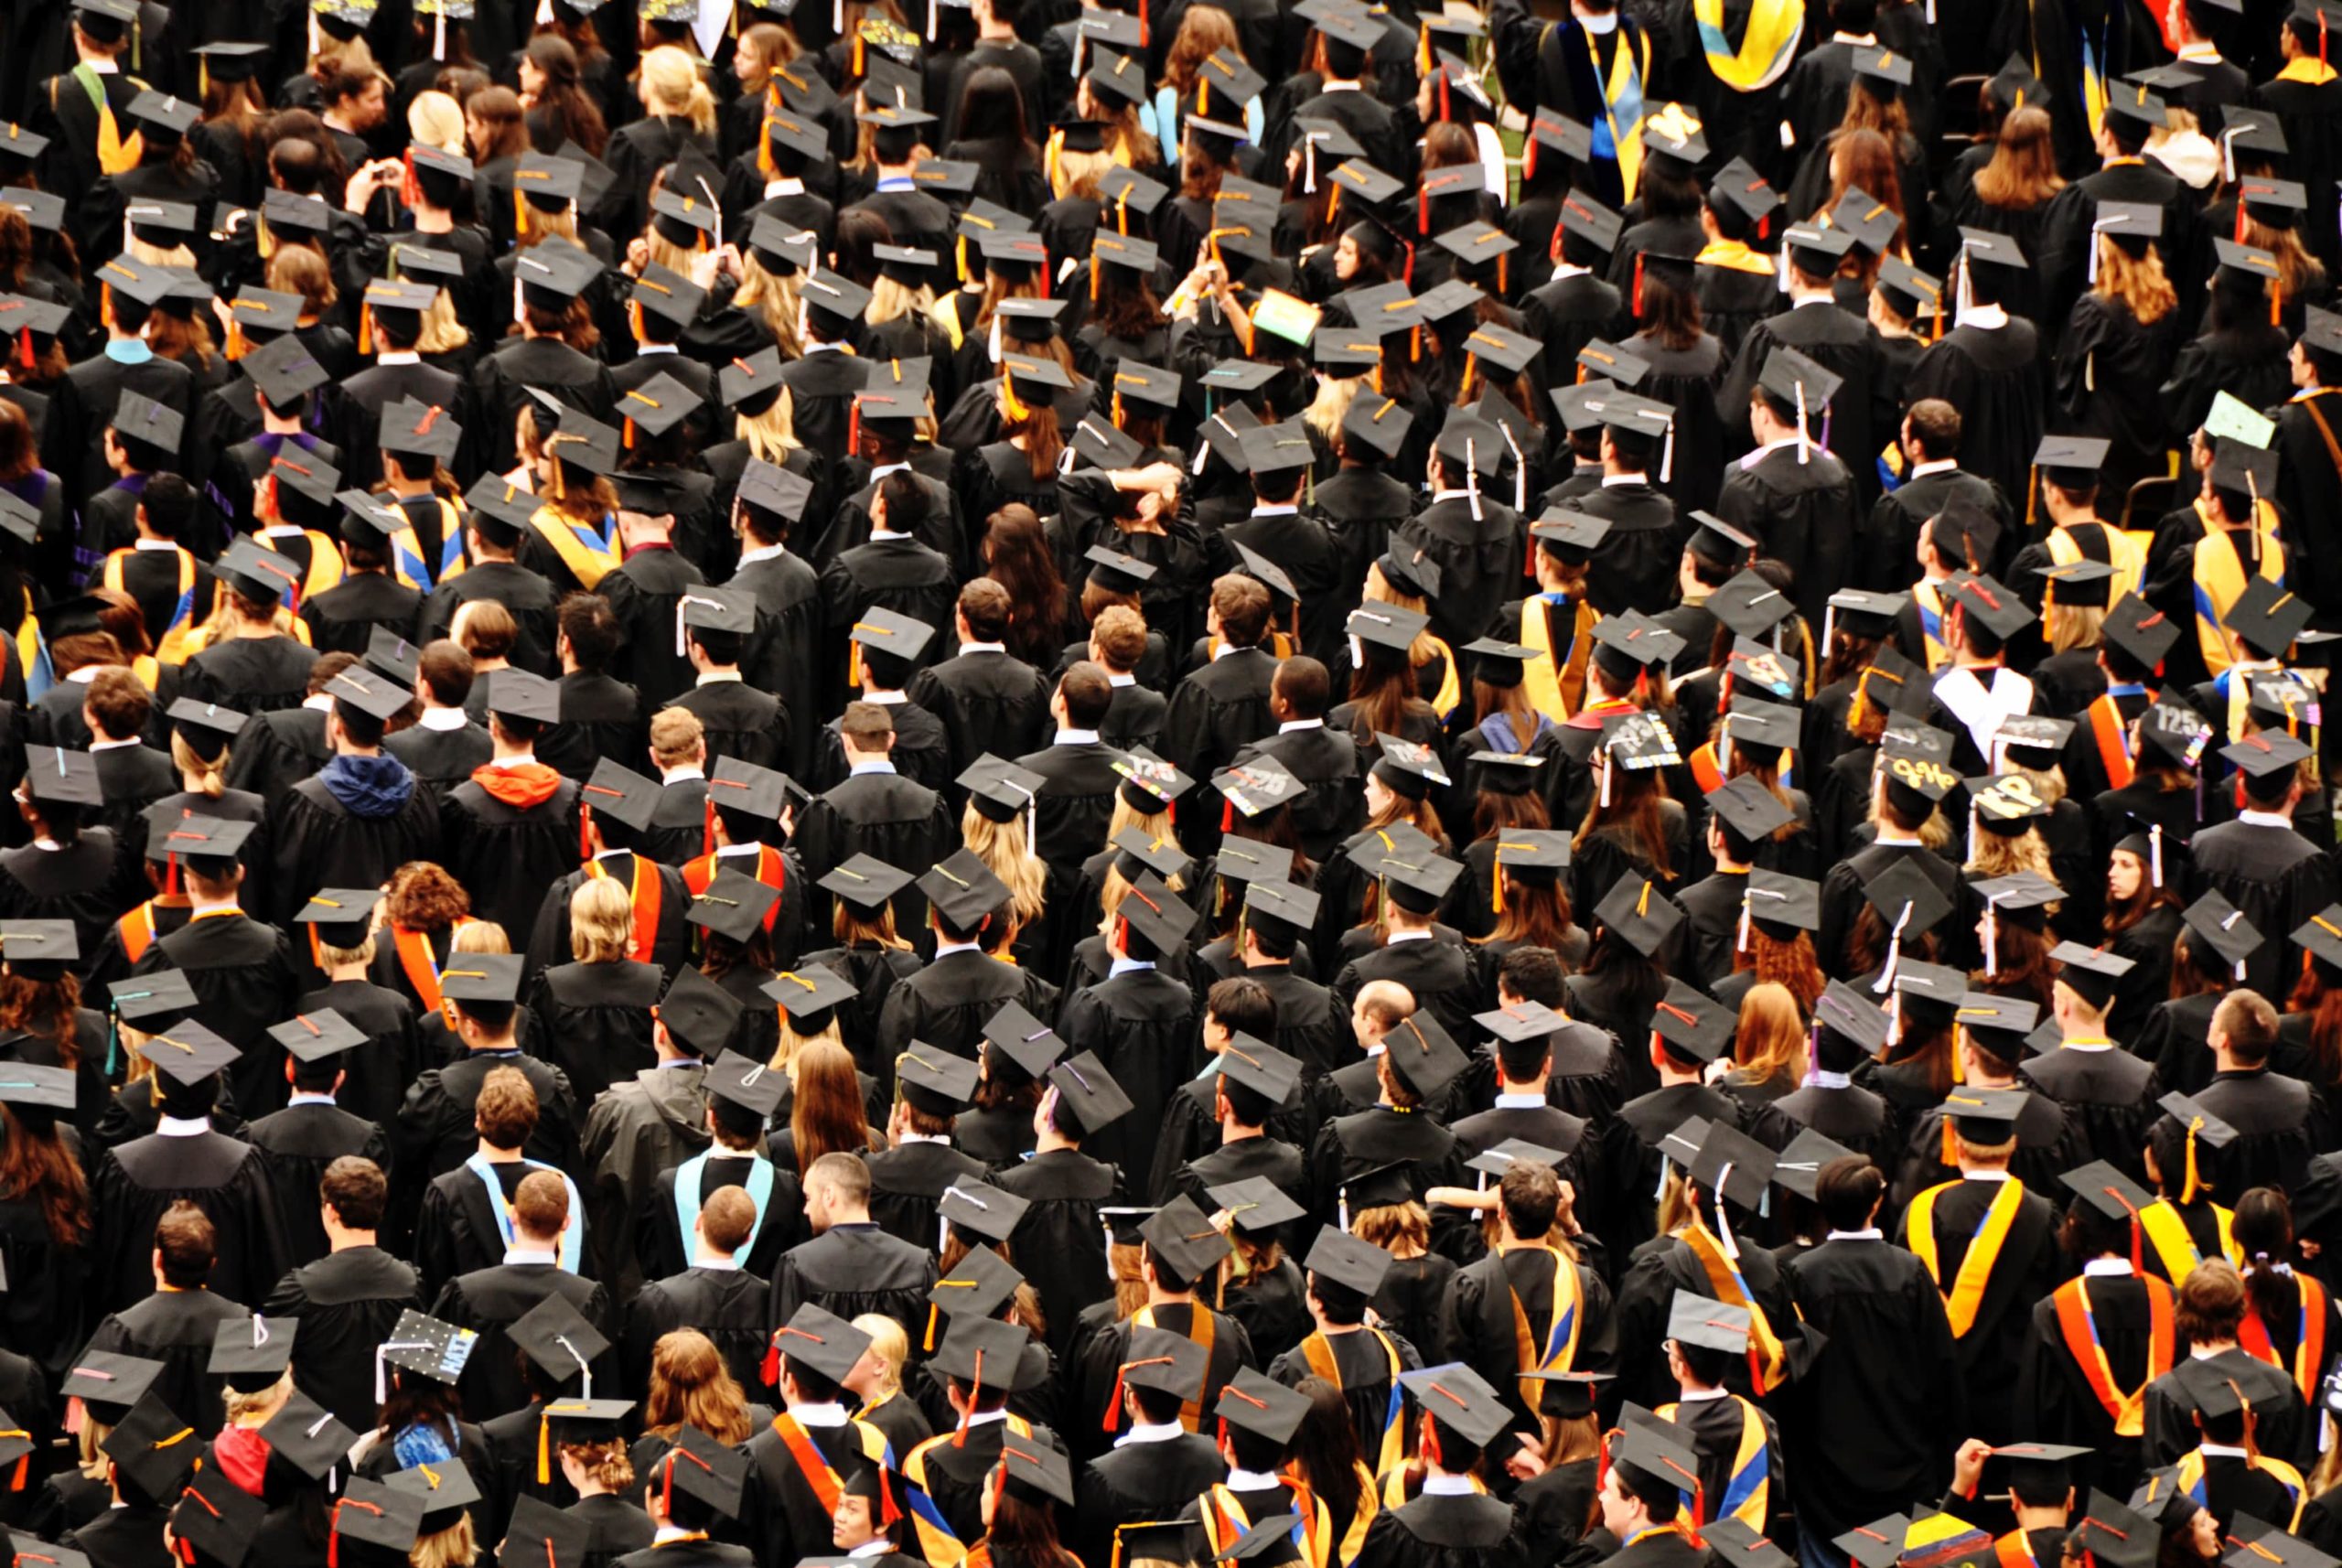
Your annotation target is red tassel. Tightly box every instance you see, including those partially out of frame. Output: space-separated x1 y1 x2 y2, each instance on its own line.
703 795 718 857
13 328 27 370
1634 253 1646 316
580 803 594 861
760 1336 780 1387
1221 800 1234 832
954 1348 985 1447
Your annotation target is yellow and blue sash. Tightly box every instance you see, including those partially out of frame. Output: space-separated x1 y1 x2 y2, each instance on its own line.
1656 1396 1768 1529
1907 1178 2025 1338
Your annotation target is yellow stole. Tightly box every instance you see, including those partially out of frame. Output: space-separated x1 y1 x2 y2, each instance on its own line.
1681 1219 1789 1391
1521 596 1595 722
1907 1178 2026 1337
2191 499 2284 676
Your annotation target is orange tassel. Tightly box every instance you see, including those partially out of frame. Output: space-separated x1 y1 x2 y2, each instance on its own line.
358 307 371 359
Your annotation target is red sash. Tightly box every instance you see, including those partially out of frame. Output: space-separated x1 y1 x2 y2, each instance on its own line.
394 926 456 1012
772 1414 843 1513
2051 1273 2174 1435
2240 1273 2329 1405
687 847 786 930
2088 696 2135 789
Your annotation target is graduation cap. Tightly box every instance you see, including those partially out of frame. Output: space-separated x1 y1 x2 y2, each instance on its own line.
919 849 1010 930
2104 81 2168 133
1610 1417 1707 1507
815 854 913 918
1784 220 1857 274
1095 164 1168 220
109 390 185 459
1554 193 1625 257
1640 102 1709 166
1594 871 1682 959
1773 1125 1862 1202
1831 190 1904 257
895 1047 980 1119
1216 1035 1302 1109
2101 594 2182 675
1118 871 1198 955
507 1292 608 1390
499 1494 594 1568
1667 1290 1752 1354
386 1457 485 1529
764 965 858 1034
95 255 176 309
1651 976 1733 1063
1416 278 1488 326
1047 1050 1133 1135
378 1308 478 1389
357 625 423 689
997 1439 1075 1509
1339 393 1414 460
2068 1497 2160 1568
940 1178 1031 1246
109 971 198 1030
173 1461 266 1566
2223 576 2312 661
1602 707 1684 771
654 1425 749 1519
439 952 522 1009
1942 573 2033 641
1703 777 1795 848
1756 346 1842 426
2180 891 2263 980
266 1006 371 1068
2223 729 2314 786
0 1060 73 1115
1398 1365 1515 1448
679 1053 775 1128
1940 1085 2027 1144
1205 1176 1305 1239
1692 1119 1777 1211
1703 1520 1792 1568
2047 942 2135 1013
104 1390 202 1498
1214 756 1305 821
136 1021 239 1088
1111 1323 1211 1408
1212 1368 1312 1445
923 1243 1024 1329
1744 869 1821 936
767 1303 871 1388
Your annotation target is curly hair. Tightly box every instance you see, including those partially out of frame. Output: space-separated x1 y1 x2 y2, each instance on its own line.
386 862 473 931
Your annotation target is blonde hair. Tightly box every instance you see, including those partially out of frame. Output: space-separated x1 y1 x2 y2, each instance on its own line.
851 1313 907 1399
733 250 803 357
559 1438 634 1493
867 273 935 328
647 224 704 279
222 1368 294 1424
411 1516 477 1568
1362 559 1442 669
169 729 229 799
408 90 467 155
641 46 718 136
417 288 469 356
1732 982 1807 1088
1304 373 1362 448
650 708 705 767
1352 1201 1429 1258
731 23 800 94
736 387 801 464
1095 859 1186 941
1051 145 1117 201
569 877 633 964
961 806 1047 928
2095 237 2177 326
2046 599 2106 656
1967 823 2056 883
319 933 378 970
128 237 196 268
772 1014 844 1074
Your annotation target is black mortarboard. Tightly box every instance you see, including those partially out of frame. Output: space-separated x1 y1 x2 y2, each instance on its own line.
109 971 198 1029
1668 1290 1752 1354
499 1495 594 1568
173 1461 265 1564
1650 976 1733 1063
1046 1050 1131 1134
439 952 522 1006
482 669 561 725
939 1178 1032 1246
2182 891 2263 973
266 1006 370 1067
895 1047 980 1118
769 1304 870 1387
507 1293 608 1387
1212 1369 1311 1445
379 1309 478 1385
105 1391 201 1498
137 1021 239 1088
919 850 1011 929
1398 1366 1514 1446
656 1426 748 1520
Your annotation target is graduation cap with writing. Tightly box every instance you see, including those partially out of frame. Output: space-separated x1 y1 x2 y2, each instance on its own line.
1213 755 1305 822
379 1308 478 1387
1602 707 1684 773
1651 976 1733 1063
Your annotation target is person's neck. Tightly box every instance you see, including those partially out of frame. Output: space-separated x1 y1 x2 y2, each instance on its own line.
468 1034 521 1057
1388 916 1433 940
490 742 533 764
386 474 433 498
262 413 303 436
324 111 356 134
1789 277 1833 304
478 1141 524 1163
1954 654 2002 672
108 325 141 344
1034 1127 1078 1155
411 208 453 235
978 18 1016 38
2045 503 2094 531
1146 1283 1193 1309
1656 1065 1701 1089
693 1243 739 1267
2213 1053 2244 1074
2014 1506 2068 1532
1219 1118 1262 1144
2193 1335 2239 1355
1958 1158 2014 1178
326 961 369 983
828 1207 873 1229
1499 1074 1549 1099
327 1226 375 1252
336 740 383 758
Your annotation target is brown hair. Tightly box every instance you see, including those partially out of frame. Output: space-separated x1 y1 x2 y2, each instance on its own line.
1089 604 1147 671
1972 106 2065 209
475 1064 540 1150
2096 237 2177 325
699 1186 756 1254
81 666 150 742
156 1199 217 1287
511 1168 569 1237
1211 574 1272 647
386 861 471 931
1731 982 1808 1092
455 598 517 661
467 85 529 162
420 639 475 705
644 1329 752 1444
840 702 894 752
0 1103 86 1249
0 399 36 484
320 1155 388 1231
2215 989 2279 1067
2175 1258 2247 1342
789 1040 875 1174
1162 5 1239 98
267 244 338 321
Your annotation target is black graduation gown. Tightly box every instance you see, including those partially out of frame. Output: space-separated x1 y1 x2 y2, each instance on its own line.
2160 327 2294 446
1063 969 1208 1179
876 951 1061 1100
741 1412 893 1568
991 1147 1125 1359
60 1501 175 1568
609 1541 757 1568
642 1152 803 1289
439 769 583 945
1714 441 1861 633
1265 1325 1423 1470
2019 1042 2162 1183
130 910 300 1115
795 770 952 935
2189 820 2337 1000
1572 478 1682 619
520 961 664 1106
420 562 560 675
1074 1433 1229 1568
1901 320 2047 539
89 1128 289 1317
81 1285 245 1435
431 1260 613 1421
261 1243 424 1434
1352 1492 1528 1568
1445 1246 1617 1430
0 832 124 973
579 1063 711 1298
865 1141 989 1252
2158 1067 2330 1200
2054 293 2187 497
1896 1176 2061 1444
568 1494 657 1568
180 635 319 714
247 1101 391 1267
394 1049 580 1188
768 1222 938 1332
1306 1106 1469 1251
1778 1235 1963 1542
1071 1301 1252 1463
625 1264 770 1398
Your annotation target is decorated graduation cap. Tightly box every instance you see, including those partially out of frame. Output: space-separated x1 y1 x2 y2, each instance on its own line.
379 1308 478 1390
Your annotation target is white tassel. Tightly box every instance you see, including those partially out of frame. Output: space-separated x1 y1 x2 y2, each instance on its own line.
2151 823 2165 887
988 312 1003 364
1967 801 1978 867
1465 438 1482 521
1736 897 1751 953
1822 604 1838 658
1984 904 1999 977
1660 423 1674 484
434 7 446 60
1599 754 1613 808
1795 383 1810 465
1499 423 1526 510
1304 138 1316 195
1714 1166 1739 1259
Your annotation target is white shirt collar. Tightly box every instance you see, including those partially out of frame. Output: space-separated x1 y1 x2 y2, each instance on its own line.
1422 1476 1477 1495
376 351 420 366
1056 729 1100 745
634 343 678 356
959 641 1006 656
933 940 981 959
1114 1422 1186 1447
1827 1229 1883 1240
694 1254 742 1272
2199 1443 2249 1458
86 736 140 752
765 177 807 196
867 461 911 483
1108 956 1157 978
287 1092 337 1108
736 543 785 566
696 669 743 685
487 751 539 769
961 1408 1009 1429
790 1402 849 1427
1227 1468 1282 1491
2239 810 2292 828
1279 718 1323 732
1252 503 1299 518
661 765 705 784
503 1247 558 1265
133 537 178 552
1386 929 1433 944
1108 673 1135 687
1601 472 1647 486
849 758 898 776
863 690 907 703
846 1542 893 1559
1676 1388 1729 1403
2083 1258 2134 1276
156 1115 209 1138
1910 458 1958 478
1494 1092 1543 1109
1811 1069 1852 1089
1962 1168 2014 1183
715 842 762 858
897 1132 952 1146
1552 263 1590 280
419 706 468 732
